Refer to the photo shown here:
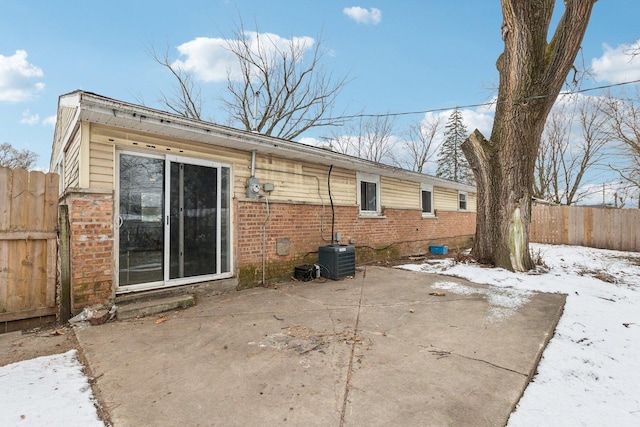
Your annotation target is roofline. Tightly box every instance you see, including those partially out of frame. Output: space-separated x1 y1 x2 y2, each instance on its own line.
58 90 476 192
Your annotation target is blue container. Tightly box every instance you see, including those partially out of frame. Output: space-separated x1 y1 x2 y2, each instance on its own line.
429 245 448 255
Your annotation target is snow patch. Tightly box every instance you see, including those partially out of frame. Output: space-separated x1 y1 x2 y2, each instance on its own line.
431 280 532 322
0 350 103 426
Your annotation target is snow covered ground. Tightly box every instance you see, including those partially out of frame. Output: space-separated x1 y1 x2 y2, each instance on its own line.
0 243 638 426
400 243 640 426
0 350 103 427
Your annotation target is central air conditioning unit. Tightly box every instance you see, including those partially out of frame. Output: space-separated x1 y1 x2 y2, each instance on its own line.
318 245 356 280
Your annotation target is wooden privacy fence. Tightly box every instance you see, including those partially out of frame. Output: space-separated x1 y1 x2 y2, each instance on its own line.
0 166 59 327
531 204 640 252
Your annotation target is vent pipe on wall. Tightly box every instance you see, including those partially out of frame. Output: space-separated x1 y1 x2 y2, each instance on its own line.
251 149 256 178
246 149 260 199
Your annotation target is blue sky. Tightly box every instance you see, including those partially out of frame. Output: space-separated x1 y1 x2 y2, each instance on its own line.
2 0 640 203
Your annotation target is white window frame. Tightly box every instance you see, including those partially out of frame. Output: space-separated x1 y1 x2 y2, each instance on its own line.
420 183 434 217
115 149 234 293
356 172 381 216
458 191 468 211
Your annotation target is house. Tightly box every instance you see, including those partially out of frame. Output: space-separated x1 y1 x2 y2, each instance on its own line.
50 90 477 313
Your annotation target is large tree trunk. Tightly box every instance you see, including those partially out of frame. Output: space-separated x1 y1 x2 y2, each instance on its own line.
462 0 596 271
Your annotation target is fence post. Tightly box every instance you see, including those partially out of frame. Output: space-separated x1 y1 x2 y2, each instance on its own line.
58 204 71 323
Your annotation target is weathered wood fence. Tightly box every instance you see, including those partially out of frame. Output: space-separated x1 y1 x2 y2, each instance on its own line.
531 204 640 252
0 166 59 331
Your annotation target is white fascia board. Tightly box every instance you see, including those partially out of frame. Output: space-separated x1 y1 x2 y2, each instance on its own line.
51 92 83 169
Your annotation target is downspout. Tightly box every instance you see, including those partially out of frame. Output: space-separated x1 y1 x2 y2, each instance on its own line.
328 165 335 245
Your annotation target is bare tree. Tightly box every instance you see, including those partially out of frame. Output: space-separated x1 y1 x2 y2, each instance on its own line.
223 22 350 140
602 90 640 205
534 95 610 205
0 143 38 170
326 115 397 164
147 46 203 120
394 115 443 173
152 19 349 141
534 108 567 202
461 0 596 271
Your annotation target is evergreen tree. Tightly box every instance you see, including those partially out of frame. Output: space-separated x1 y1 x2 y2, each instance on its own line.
436 108 474 185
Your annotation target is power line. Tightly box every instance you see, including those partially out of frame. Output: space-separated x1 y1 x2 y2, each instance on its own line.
320 78 640 123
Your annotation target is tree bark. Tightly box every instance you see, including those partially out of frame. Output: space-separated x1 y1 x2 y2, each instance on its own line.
462 0 596 271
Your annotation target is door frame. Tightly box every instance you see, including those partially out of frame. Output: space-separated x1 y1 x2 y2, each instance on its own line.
115 149 234 294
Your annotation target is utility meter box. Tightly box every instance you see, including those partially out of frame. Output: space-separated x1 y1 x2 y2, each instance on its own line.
246 177 261 199
318 245 355 280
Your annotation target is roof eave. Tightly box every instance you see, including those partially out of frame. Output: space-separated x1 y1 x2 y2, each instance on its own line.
69 91 476 191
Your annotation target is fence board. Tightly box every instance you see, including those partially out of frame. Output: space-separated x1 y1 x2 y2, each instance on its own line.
0 167 59 326
0 168 9 229
44 173 58 231
531 204 640 252
10 168 28 231
0 240 7 313
27 170 45 230
46 238 57 307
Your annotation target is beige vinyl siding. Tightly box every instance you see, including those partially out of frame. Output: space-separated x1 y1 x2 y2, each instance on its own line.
50 105 77 167
433 186 477 212
85 125 474 210
89 141 114 189
467 192 477 212
380 176 420 210
87 125 356 206
64 130 81 188
90 125 249 192
252 157 354 205
302 164 354 206
433 187 459 211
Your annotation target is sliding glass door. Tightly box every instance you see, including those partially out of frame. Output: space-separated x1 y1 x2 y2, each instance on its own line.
118 152 231 291
118 155 165 286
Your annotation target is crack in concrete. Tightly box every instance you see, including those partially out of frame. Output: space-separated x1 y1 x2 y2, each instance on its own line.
339 266 366 427
425 347 528 377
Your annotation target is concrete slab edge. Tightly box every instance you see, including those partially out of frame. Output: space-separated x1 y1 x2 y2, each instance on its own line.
116 295 196 321
506 293 567 423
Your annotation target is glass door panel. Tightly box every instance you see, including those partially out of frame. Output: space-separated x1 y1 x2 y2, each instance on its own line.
169 163 218 279
118 154 165 286
220 167 231 273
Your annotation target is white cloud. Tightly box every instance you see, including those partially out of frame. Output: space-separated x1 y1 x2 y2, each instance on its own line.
19 109 39 125
0 50 45 102
42 115 57 126
297 136 323 146
423 103 495 140
459 106 494 137
591 40 640 83
172 37 234 83
343 6 382 25
173 32 315 83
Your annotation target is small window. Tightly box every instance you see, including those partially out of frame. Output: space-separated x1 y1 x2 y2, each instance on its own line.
420 183 433 216
458 191 467 211
357 172 380 215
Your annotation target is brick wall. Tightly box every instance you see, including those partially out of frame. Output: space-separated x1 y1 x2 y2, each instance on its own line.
236 200 475 286
63 191 114 312
60 194 474 308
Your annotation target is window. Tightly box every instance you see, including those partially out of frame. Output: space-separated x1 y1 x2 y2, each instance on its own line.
458 191 467 210
420 183 433 216
357 172 380 215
